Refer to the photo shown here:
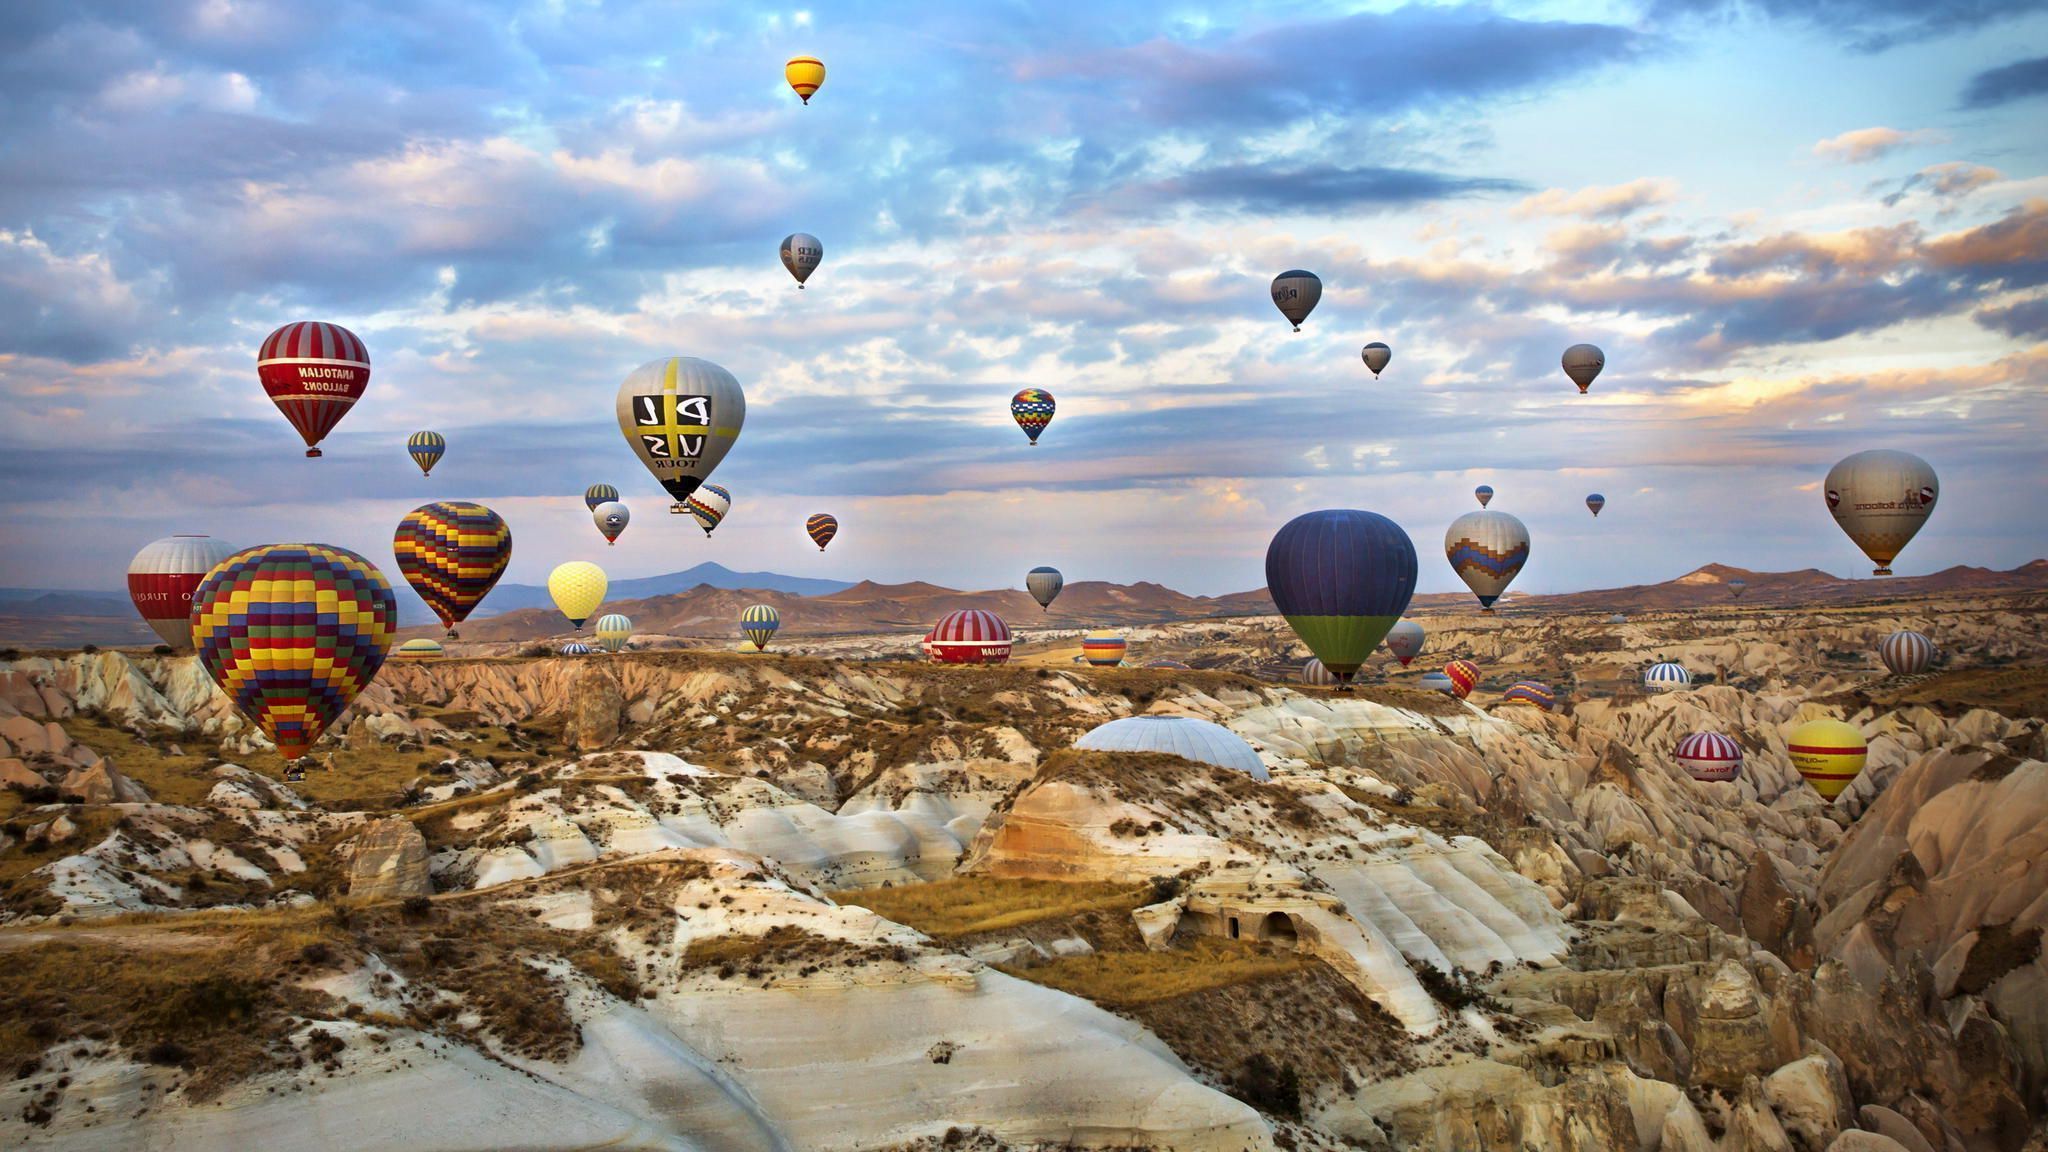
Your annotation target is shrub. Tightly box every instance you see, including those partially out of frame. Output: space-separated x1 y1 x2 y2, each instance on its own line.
152 645 174 656
400 895 433 919
80 645 99 655
1227 1053 1301 1118
0 648 20 661
520 645 551 658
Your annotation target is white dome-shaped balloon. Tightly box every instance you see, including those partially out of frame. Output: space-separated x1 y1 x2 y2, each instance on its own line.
1074 715 1269 782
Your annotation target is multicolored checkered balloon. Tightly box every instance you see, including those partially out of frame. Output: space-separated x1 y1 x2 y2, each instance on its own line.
190 543 398 762
393 502 511 637
1010 388 1055 445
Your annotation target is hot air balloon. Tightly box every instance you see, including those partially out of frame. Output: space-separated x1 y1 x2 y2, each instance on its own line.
549 562 607 629
1474 485 1494 508
1562 343 1604 394
1145 659 1192 670
1444 510 1529 613
1879 630 1935 676
594 501 630 546
779 233 823 288
396 638 444 660
1675 732 1741 783
1383 619 1425 666
1585 493 1605 517
190 543 397 763
1644 662 1690 692
785 55 825 103
1444 659 1480 699
686 484 731 536
560 642 592 656
1074 716 1267 781
1082 632 1127 667
594 614 632 654
1265 509 1418 689
1270 270 1321 331
1825 450 1938 576
1499 681 1554 711
584 484 619 512
1361 342 1391 378
806 513 838 551
1011 388 1055 445
1418 671 1457 694
1610 613 1628 624
1788 718 1867 800
393 502 512 639
923 609 1011 664
741 604 780 650
1728 579 1748 599
617 357 746 510
258 322 370 458
1302 658 1338 687
1027 566 1064 610
128 535 239 649
408 431 445 477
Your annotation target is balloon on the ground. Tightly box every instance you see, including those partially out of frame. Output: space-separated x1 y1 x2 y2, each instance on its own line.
1265 509 1418 688
1418 671 1456 694
1301 658 1338 686
923 609 1011 664
806 513 838 551
1500 681 1554 711
780 233 823 287
1825 449 1938 575
741 604 780 649
191 543 397 763
1361 342 1391 377
258 322 370 458
1585 493 1605 517
1145 659 1192 670
617 357 746 508
595 614 632 653
1444 659 1480 699
560 642 592 656
1011 388 1055 445
1562 343 1604 394
1270 270 1321 330
1728 578 1748 599
1383 618 1425 666
584 484 619 512
1788 718 1867 800
393 502 512 639
1444 510 1530 612
1879 630 1935 676
1074 715 1268 781
408 431 445 476
549 561 607 629
686 484 731 536
1026 566 1063 609
1676 732 1742 782
396 638 444 660
1474 485 1493 508
128 535 239 649
594 501 630 545
1082 632 1127 667
1644 662 1691 692
1610 613 1628 624
785 55 825 103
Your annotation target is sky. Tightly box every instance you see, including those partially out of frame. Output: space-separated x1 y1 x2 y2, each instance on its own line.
0 0 2044 599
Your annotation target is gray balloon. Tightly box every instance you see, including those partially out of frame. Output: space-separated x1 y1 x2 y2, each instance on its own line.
1270 270 1321 330
615 357 747 508
780 233 823 287
1026 566 1063 610
1562 343 1605 392
1361 341 1391 377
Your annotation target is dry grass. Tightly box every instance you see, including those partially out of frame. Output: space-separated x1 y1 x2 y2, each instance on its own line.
835 876 1148 939
1003 936 1310 1008
54 715 220 807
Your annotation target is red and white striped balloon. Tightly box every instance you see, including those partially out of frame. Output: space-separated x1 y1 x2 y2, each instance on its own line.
1878 630 1935 676
127 535 239 649
1675 731 1742 783
257 321 371 457
923 609 1012 665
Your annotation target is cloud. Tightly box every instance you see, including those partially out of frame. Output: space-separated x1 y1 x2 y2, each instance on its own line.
1646 0 2041 52
1514 179 1678 220
1974 296 2048 339
1087 163 1523 216
1960 55 2048 108
1881 162 2002 208
1812 127 1935 163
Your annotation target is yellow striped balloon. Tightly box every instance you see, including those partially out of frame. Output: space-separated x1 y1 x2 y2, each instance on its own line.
741 604 780 649
785 55 826 104
548 561 607 629
407 431 445 476
1787 718 1867 800
393 502 512 638
595 613 632 653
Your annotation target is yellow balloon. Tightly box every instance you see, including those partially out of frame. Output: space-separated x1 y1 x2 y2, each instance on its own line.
1787 718 1867 800
785 56 825 104
548 561 608 629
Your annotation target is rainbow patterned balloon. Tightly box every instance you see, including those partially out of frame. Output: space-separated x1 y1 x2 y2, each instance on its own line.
393 502 512 637
1011 388 1055 445
190 544 398 763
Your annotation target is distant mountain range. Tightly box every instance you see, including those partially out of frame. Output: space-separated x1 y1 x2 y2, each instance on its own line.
4 561 2044 649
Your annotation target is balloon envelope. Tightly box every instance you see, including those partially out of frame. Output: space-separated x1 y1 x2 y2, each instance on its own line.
1728 579 1748 599
1788 718 1867 799
128 535 239 649
1382 619 1425 666
1444 510 1529 611
595 613 632 653
594 501 630 545
393 502 512 637
741 604 781 649
1270 270 1322 330
780 233 823 287
1676 732 1741 783
258 322 370 457
616 357 746 507
1879 630 1935 676
686 484 732 536
1082 632 1127 667
191 543 398 761
397 638 444 660
549 562 607 628
1474 485 1493 508
806 513 838 551
1562 343 1604 393
1265 509 1417 685
1825 449 1937 575
924 609 1011 664
1500 681 1554 711
785 55 825 103
408 431 445 476
1585 493 1605 517
1011 388 1055 445
584 484 619 512
1026 566 1064 609
1444 659 1479 699
1361 342 1391 377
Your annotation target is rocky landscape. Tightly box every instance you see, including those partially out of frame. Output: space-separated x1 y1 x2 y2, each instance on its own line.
0 591 2043 1151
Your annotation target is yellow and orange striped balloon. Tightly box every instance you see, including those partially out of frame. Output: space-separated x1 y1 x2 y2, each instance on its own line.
1787 718 1867 800
785 56 826 104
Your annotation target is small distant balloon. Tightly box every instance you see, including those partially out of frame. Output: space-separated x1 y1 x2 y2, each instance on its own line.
408 431 445 477
1011 388 1055 445
585 483 619 512
1361 342 1391 378
1444 659 1479 699
1270 270 1321 331
1728 578 1748 599
594 501 630 546
549 561 607 629
1562 344 1605 394
1444 510 1529 613
806 513 838 552
741 604 781 650
1026 566 1064 610
780 233 823 288
1788 718 1867 800
1082 632 1127 667
1474 485 1494 508
1676 732 1741 783
1824 449 1937 576
686 484 731 537
1383 619 1425 667
1585 493 1605 517
1879 630 1935 676
595 614 632 654
785 56 825 104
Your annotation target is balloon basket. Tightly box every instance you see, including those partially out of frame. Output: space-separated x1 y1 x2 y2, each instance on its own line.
306 448 322 457
671 503 690 515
